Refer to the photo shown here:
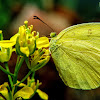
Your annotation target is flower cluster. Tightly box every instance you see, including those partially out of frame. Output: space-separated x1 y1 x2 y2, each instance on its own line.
0 20 50 100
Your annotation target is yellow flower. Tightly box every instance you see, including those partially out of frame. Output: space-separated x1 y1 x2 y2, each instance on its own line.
30 49 50 70
0 31 15 63
15 21 37 57
0 40 15 63
0 40 15 48
36 37 49 49
0 47 12 63
37 89 48 100
29 36 50 70
14 78 48 100
15 20 50 59
0 82 10 100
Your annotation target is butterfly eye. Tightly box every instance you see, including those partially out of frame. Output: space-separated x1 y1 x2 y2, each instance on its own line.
50 32 56 38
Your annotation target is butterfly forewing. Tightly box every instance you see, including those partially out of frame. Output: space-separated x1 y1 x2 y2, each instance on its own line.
50 23 100 90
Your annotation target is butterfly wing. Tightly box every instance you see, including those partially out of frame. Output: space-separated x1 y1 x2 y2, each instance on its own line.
50 23 100 90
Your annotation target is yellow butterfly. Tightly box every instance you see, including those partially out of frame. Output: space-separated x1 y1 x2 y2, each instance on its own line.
49 23 100 90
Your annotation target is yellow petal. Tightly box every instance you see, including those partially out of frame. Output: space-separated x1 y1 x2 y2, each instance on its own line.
24 20 28 25
0 30 2 34
37 89 48 100
42 49 50 56
17 80 26 87
36 37 49 49
39 56 50 64
0 83 10 100
0 47 12 63
20 47 29 57
10 33 19 42
0 40 15 48
0 88 9 100
28 25 33 32
19 26 25 35
30 50 41 69
14 86 34 99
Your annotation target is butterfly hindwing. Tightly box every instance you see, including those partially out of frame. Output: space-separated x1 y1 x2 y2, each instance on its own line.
50 23 100 90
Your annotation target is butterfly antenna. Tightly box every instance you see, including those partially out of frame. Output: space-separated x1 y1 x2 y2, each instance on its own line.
33 16 54 32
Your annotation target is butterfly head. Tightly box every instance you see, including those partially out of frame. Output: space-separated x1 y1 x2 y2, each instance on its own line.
50 32 56 38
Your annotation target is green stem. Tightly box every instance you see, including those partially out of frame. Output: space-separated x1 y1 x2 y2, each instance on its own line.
11 86 15 100
13 56 24 93
31 71 35 80
15 55 20 68
29 80 40 99
17 70 32 86
28 72 35 87
18 58 35 86
31 59 46 71
7 86 13 100
4 62 13 89
25 57 31 68
0 65 14 77
18 59 45 86
13 56 24 84
17 57 34 86
24 80 40 100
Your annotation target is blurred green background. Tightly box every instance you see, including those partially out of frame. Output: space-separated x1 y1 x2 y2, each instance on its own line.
0 0 100 100
0 0 100 38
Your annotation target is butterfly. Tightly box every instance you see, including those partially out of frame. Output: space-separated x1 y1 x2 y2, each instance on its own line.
49 23 100 90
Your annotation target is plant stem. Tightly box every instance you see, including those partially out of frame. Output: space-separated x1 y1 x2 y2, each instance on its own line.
17 58 35 86
31 71 35 80
13 56 24 93
29 80 40 99
28 72 35 87
13 56 24 84
0 65 14 77
4 62 13 89
15 55 20 68
25 57 31 68
7 86 13 100
17 70 32 85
